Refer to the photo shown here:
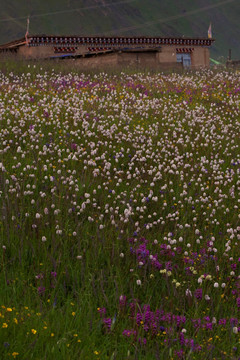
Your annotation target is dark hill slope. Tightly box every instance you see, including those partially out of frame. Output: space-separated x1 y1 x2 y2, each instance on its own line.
0 0 240 60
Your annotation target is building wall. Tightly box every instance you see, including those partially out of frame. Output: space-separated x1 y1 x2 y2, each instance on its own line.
18 45 52 58
191 47 209 67
72 52 183 70
73 53 119 69
118 52 158 66
158 45 210 67
158 45 176 63
3 42 210 68
18 44 88 59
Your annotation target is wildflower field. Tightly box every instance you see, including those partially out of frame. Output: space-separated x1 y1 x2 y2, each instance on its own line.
0 66 240 359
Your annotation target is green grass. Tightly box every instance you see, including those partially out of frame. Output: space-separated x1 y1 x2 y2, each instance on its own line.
0 63 240 359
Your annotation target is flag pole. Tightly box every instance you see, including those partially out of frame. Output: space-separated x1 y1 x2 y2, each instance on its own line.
25 16 30 44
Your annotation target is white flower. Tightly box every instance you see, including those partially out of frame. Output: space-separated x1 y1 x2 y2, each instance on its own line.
212 317 217 324
76 255 82 260
221 283 226 288
205 275 212 280
35 213 41 219
119 253 124 258
42 236 47 242
233 327 238 334
136 279 141 286
205 295 210 301
213 282 219 288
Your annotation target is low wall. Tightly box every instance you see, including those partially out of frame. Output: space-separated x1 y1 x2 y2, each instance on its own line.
71 52 183 71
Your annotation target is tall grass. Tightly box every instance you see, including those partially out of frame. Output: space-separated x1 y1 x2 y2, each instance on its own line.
0 65 239 359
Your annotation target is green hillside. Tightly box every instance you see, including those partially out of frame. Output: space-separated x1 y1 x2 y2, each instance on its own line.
0 0 240 61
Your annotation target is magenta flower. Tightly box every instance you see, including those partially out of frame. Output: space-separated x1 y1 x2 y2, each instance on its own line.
37 286 45 295
194 289 202 301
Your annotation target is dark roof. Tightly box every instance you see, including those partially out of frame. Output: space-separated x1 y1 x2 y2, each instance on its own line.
0 34 214 49
0 37 26 50
50 47 161 60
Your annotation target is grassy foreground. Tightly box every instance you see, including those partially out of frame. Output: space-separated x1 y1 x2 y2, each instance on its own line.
0 66 240 359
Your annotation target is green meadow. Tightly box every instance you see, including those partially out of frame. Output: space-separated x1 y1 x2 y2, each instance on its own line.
0 65 240 359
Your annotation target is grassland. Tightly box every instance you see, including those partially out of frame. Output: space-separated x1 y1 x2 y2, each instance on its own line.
0 63 240 359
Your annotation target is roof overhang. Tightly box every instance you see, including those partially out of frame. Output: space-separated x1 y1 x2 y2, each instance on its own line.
0 35 215 49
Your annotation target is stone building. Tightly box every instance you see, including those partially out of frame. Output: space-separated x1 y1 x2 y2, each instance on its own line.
0 35 214 69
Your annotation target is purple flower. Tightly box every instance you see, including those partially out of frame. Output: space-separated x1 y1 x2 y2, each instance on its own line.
122 329 136 337
230 318 238 326
194 288 202 300
237 297 240 308
37 286 45 295
103 318 112 332
205 322 213 330
218 318 226 326
138 337 147 345
35 273 44 280
97 307 106 317
70 143 77 151
179 333 185 346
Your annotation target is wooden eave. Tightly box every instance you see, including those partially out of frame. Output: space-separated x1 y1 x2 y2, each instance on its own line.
0 37 26 50
27 35 215 47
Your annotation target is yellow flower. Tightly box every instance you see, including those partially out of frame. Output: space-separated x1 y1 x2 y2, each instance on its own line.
13 318 18 324
94 351 100 355
72 312 76 316
12 352 19 358
31 329 37 334
7 308 12 312
51 333 54 337
2 323 8 328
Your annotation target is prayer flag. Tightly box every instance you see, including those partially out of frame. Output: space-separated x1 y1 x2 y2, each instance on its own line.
208 23 212 39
